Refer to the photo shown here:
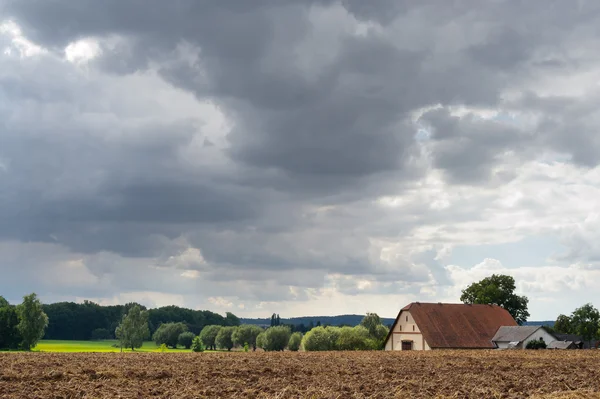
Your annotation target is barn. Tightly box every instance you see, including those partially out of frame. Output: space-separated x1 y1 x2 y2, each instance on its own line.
492 326 557 349
384 302 517 350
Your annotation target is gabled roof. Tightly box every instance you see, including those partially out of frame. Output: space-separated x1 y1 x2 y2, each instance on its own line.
386 302 518 349
491 326 550 343
548 340 577 349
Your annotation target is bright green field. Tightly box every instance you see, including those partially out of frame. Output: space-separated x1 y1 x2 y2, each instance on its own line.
33 340 194 353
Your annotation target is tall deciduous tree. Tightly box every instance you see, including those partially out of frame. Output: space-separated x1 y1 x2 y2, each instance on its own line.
360 313 382 337
554 314 572 334
115 305 149 351
16 293 49 350
460 274 530 325
570 303 600 347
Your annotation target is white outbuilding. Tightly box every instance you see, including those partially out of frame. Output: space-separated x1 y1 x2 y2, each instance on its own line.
492 326 556 349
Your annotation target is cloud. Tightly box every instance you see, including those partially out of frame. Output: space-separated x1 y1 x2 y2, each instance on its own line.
1 1 600 319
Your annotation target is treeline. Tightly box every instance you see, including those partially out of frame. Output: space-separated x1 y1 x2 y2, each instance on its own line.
42 301 241 340
242 314 396 330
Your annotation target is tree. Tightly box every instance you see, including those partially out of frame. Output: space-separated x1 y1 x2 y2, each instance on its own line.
554 314 573 334
256 332 267 350
0 296 9 308
232 324 263 351
115 304 149 351
460 274 530 325
288 332 302 351
570 303 600 347
16 293 49 350
225 312 241 327
152 322 188 348
199 325 222 350
0 305 21 350
215 326 236 350
360 313 382 337
264 326 291 351
178 331 196 349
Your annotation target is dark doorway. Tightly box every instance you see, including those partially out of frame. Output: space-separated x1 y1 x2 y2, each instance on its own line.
401 341 413 351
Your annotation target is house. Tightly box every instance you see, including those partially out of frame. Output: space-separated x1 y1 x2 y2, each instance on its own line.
553 334 587 349
491 326 556 349
384 302 517 350
548 340 578 350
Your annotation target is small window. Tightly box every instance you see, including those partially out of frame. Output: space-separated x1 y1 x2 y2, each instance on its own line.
406 316 408 322
399 325 402 331
413 325 415 331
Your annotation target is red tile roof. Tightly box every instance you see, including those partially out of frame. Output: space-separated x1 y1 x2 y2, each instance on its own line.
387 302 518 349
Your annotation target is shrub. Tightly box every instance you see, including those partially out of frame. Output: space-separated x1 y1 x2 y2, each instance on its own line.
191 336 205 352
302 326 336 351
200 325 222 350
153 322 188 348
256 332 267 350
91 328 112 341
159 343 168 352
244 342 249 352
178 332 196 349
336 326 371 351
288 332 302 351
216 326 236 351
264 326 291 351
526 338 547 349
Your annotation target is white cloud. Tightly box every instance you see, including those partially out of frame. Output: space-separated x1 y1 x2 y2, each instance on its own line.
65 38 101 64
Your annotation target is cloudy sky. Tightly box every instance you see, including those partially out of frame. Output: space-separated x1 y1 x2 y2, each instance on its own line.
1 1 599 320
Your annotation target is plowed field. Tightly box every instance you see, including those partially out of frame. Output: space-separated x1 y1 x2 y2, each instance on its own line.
1 350 599 398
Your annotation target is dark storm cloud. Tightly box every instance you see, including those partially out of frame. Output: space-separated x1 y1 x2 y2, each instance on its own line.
2 0 600 308
419 108 533 183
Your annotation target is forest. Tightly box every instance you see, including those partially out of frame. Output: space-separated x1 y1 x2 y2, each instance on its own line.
41 301 240 340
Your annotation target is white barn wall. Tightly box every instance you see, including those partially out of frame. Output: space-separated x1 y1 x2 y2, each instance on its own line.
385 310 431 351
521 328 556 349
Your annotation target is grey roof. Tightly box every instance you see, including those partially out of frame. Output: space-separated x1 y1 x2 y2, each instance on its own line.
554 334 583 343
548 340 577 349
492 326 543 343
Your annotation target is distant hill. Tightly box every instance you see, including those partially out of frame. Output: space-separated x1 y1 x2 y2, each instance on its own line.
240 314 396 327
241 315 554 328
523 320 554 327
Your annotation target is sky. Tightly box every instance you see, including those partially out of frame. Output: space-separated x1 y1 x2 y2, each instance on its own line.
1 1 600 321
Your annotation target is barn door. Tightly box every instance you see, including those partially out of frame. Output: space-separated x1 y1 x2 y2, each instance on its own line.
401 341 413 350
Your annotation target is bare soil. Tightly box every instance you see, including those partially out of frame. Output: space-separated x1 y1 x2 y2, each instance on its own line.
1 350 600 398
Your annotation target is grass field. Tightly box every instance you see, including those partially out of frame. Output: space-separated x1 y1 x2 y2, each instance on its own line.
32 340 193 353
